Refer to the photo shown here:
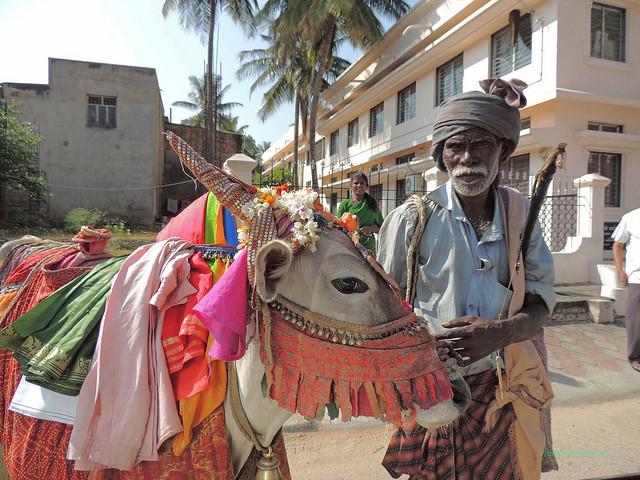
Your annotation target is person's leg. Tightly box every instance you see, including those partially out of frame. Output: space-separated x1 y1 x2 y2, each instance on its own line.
625 283 640 370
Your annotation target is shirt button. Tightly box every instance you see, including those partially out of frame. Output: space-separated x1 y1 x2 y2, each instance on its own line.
469 304 475 310
475 270 481 276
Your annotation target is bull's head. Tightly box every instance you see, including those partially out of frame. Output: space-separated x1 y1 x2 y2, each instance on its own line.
166 131 470 428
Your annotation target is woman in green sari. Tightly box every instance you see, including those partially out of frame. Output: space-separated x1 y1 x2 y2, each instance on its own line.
337 173 384 256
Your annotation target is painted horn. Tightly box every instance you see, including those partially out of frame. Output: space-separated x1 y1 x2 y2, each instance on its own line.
165 131 259 219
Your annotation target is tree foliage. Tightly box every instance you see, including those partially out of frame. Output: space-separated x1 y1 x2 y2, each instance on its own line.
0 100 46 200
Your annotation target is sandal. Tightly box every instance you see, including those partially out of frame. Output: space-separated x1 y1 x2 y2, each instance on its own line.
632 361 640 372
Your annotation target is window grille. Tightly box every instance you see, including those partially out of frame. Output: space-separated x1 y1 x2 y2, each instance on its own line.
348 118 359 147
87 95 116 128
397 83 416 124
330 130 339 156
369 102 384 137
499 154 530 195
369 184 383 205
396 153 415 165
591 3 625 62
588 121 623 133
436 54 463 106
491 13 532 77
521 117 531 130
588 151 621 206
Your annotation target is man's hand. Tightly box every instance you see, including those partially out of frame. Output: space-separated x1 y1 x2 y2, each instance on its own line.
619 271 629 287
433 316 507 365
433 294 548 366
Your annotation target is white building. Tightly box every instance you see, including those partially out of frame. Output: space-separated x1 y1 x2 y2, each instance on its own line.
264 0 640 284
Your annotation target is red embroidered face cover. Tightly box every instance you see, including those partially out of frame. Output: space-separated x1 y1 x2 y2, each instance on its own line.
259 296 453 424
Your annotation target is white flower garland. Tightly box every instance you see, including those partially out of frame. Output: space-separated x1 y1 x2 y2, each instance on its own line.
238 186 321 251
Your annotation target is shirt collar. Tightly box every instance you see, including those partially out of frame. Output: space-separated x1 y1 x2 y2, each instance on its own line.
430 181 504 241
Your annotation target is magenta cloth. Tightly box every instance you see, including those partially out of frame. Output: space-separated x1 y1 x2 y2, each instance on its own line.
194 248 249 361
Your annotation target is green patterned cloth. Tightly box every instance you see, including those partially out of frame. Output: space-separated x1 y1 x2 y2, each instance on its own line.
0 255 127 395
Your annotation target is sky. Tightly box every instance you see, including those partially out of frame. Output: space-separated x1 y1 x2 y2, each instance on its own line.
0 0 413 147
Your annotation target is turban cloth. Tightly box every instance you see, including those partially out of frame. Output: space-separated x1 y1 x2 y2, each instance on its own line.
431 78 527 171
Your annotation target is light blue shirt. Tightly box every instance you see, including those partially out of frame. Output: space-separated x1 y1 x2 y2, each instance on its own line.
378 182 556 372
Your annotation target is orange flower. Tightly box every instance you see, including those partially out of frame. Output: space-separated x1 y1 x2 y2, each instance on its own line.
261 192 276 206
276 184 289 196
337 212 358 232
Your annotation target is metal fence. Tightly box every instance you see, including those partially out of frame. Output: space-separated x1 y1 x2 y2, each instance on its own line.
254 173 579 253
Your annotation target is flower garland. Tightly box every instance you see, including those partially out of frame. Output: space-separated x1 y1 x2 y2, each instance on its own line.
238 183 358 252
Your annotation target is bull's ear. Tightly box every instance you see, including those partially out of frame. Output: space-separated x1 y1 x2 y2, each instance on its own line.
255 240 293 302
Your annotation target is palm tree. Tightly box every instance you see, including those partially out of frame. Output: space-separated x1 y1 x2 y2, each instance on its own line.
162 0 254 166
172 74 242 129
237 23 349 186
260 0 410 187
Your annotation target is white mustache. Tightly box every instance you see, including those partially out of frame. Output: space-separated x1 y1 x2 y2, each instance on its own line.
450 165 489 178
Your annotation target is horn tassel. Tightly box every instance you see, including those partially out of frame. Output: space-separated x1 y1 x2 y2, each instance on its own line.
165 131 258 219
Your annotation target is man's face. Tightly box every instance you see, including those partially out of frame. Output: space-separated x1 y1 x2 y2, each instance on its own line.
442 128 503 198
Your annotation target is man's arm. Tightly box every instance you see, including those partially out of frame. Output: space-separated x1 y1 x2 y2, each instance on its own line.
433 293 548 365
613 241 629 286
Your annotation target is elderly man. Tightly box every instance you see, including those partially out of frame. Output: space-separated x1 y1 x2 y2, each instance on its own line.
377 79 556 479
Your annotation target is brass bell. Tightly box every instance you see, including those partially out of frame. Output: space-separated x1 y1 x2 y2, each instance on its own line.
255 446 284 480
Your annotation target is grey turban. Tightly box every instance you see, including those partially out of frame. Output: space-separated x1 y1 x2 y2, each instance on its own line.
431 78 527 171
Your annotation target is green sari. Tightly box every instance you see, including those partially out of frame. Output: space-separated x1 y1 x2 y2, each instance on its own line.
0 255 127 395
337 198 384 255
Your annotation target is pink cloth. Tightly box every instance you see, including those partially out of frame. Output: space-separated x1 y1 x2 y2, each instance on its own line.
194 248 248 361
156 194 208 243
68 239 196 471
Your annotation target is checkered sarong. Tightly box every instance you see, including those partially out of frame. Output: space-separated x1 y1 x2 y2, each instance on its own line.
382 369 516 480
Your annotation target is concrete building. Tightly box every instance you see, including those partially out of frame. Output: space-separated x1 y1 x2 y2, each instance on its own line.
2 58 165 224
263 0 640 286
2 58 246 226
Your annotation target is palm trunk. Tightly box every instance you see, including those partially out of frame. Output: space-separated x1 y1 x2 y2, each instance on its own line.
308 18 336 189
205 0 218 166
293 93 300 187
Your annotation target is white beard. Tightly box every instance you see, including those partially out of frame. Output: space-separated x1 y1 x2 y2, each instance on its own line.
447 163 497 197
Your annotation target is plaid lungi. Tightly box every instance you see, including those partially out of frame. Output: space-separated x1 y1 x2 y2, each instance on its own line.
383 369 516 480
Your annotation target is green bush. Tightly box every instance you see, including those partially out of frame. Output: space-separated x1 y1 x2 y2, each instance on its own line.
64 208 106 233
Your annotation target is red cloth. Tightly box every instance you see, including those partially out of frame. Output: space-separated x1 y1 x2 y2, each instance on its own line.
93 404 291 480
382 370 514 480
161 253 214 400
0 247 90 480
157 193 208 243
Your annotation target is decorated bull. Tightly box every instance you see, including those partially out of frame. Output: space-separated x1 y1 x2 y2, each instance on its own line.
0 132 470 479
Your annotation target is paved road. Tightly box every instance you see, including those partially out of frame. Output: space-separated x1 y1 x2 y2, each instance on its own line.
283 314 640 479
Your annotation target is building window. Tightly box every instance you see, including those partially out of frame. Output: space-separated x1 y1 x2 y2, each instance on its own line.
397 83 416 124
491 13 532 77
370 102 384 137
330 130 339 156
436 54 463 106
88 95 116 128
588 152 621 206
315 138 325 160
370 162 383 173
369 184 383 206
499 154 530 195
396 153 415 165
591 3 625 62
588 121 623 133
348 119 359 147
396 179 407 207
520 117 531 130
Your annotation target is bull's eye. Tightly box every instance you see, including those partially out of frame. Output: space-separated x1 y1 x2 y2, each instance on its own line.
331 277 368 294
